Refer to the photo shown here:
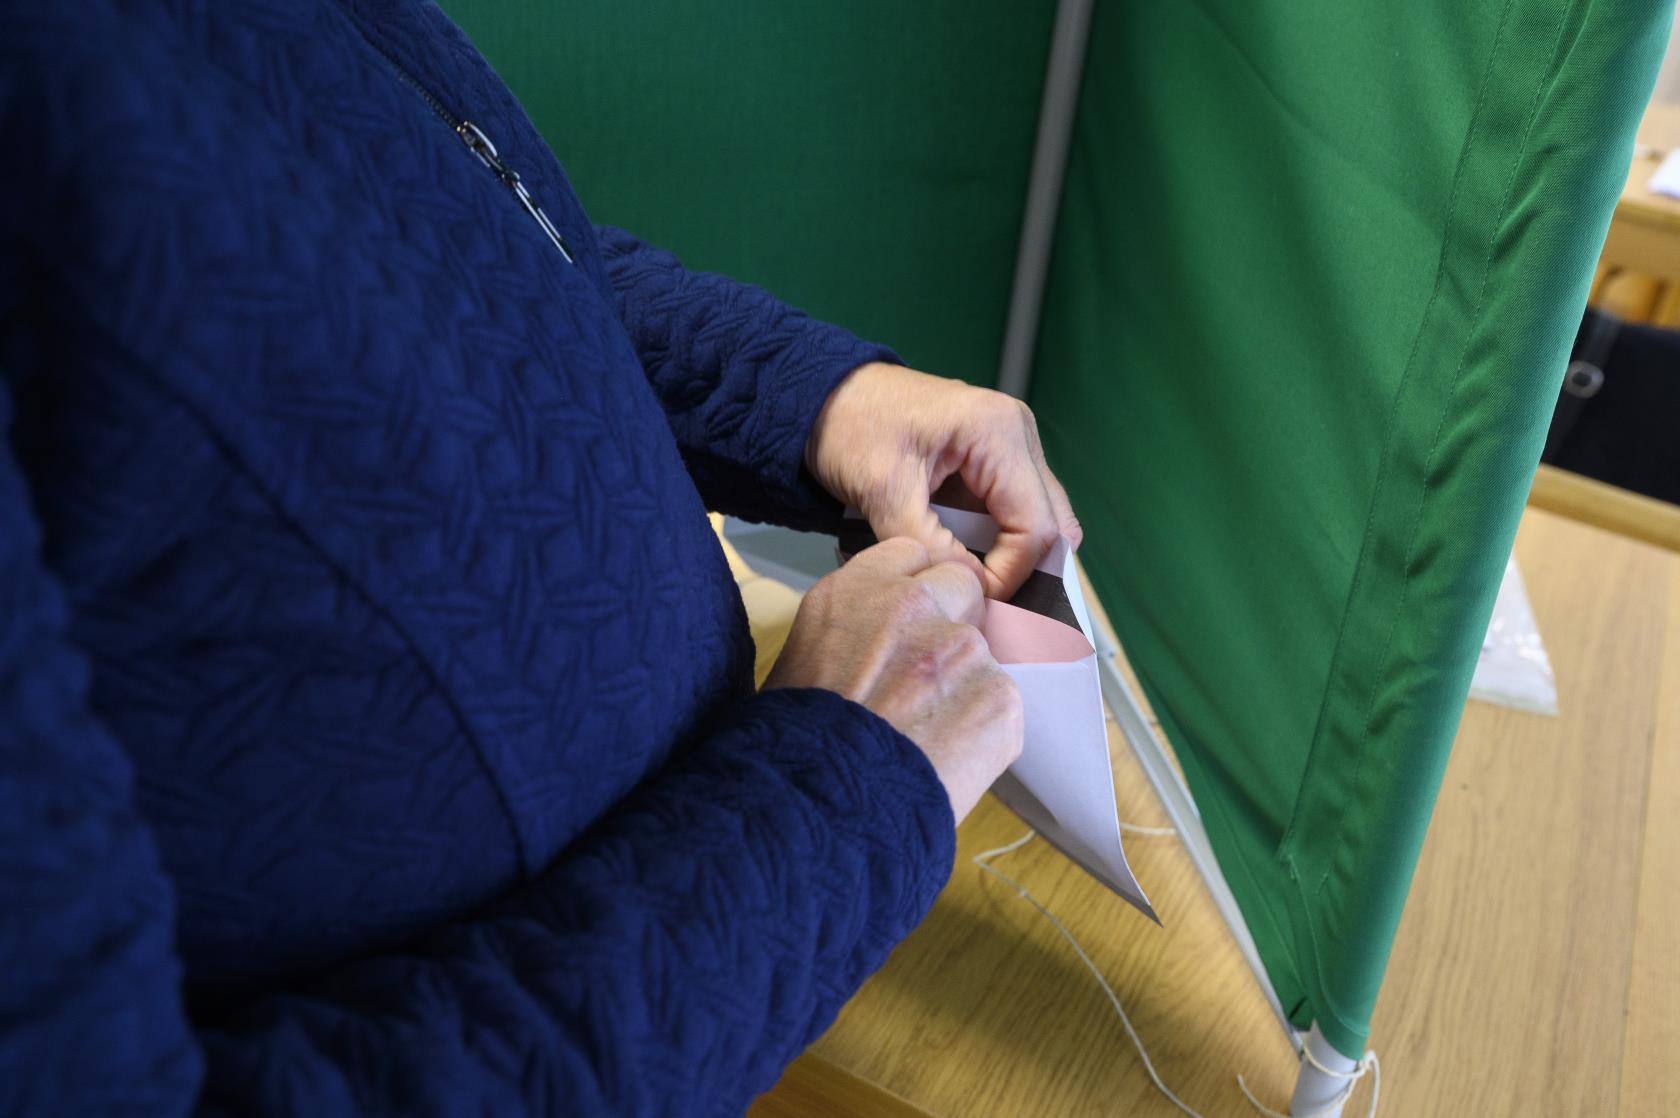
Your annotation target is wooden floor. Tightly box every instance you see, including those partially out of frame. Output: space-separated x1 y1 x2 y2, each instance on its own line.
745 503 1680 1116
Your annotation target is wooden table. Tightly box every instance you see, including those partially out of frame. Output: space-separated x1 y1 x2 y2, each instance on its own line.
1595 101 1680 321
748 499 1680 1116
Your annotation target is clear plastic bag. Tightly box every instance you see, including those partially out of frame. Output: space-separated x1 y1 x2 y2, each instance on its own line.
1468 556 1558 716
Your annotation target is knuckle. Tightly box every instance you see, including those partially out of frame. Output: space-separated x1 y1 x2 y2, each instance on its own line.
948 559 985 597
803 572 841 612
979 388 1027 424
949 623 988 659
929 619 983 659
881 535 930 564
928 560 984 612
903 642 947 687
977 388 1032 427
992 674 1025 760
885 581 935 624
904 623 973 680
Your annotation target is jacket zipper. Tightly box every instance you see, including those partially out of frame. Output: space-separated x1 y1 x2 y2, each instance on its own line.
368 36 575 264
454 121 575 263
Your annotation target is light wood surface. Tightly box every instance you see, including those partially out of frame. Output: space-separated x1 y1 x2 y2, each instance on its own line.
1527 464 1680 554
1596 102 1680 316
749 1054 933 1118
1367 510 1670 1116
1618 103 1680 235
743 506 1679 1116
1618 562 1680 1118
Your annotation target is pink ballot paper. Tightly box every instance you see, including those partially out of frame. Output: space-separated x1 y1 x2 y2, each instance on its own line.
839 505 1157 922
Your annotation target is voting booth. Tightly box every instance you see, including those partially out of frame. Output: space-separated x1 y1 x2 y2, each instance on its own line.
446 0 1673 1107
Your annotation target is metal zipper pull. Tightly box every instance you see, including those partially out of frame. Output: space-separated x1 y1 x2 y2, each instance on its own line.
457 121 575 264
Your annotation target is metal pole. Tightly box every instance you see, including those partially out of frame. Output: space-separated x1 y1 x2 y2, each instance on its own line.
996 0 1093 399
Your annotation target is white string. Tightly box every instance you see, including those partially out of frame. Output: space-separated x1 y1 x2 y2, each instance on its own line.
972 830 1205 1118
971 831 1380 1118
1238 1049 1380 1118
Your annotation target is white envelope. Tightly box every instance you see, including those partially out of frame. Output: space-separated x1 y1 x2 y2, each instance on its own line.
842 505 1156 922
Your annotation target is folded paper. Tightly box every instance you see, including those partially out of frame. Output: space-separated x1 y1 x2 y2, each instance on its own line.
839 505 1157 921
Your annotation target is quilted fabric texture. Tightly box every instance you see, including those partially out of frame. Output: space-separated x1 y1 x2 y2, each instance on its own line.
0 0 955 1114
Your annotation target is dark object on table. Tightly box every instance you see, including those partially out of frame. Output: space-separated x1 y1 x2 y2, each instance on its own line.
1541 308 1680 505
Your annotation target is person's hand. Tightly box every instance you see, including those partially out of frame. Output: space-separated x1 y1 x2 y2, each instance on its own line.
763 537 1022 822
805 362 1081 600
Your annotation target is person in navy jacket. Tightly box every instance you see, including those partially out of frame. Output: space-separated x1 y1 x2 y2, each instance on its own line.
0 1 1081 1114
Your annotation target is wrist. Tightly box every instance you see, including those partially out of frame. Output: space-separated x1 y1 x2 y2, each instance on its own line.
804 360 897 479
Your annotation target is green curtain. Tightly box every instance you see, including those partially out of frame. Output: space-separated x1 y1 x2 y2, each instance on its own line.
444 0 1672 1062
444 0 1055 384
1030 0 1671 1057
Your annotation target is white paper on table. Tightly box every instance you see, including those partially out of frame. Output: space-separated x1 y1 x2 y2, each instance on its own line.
840 505 1157 922
1649 148 1680 200
1468 555 1558 715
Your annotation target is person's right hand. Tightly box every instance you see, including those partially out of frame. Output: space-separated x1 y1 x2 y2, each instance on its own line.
762 537 1023 823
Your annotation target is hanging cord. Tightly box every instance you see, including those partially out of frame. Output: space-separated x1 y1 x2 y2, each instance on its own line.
971 832 1379 1118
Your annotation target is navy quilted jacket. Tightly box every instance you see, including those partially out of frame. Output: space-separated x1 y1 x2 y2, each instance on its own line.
0 1 957 1114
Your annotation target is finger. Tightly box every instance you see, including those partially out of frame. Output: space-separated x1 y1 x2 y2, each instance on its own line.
961 437 1058 599
911 560 985 627
1040 465 1082 550
844 535 933 579
1019 408 1082 549
981 518 1055 599
861 469 989 584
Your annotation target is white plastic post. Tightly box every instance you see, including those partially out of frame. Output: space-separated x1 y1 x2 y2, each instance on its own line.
1289 1023 1357 1117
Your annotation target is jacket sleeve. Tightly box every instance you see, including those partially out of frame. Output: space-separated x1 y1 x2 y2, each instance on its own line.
0 387 956 1116
593 226 900 531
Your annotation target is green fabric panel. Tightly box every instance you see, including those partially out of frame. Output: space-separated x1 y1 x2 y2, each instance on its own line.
442 0 1056 383
1033 0 1673 1057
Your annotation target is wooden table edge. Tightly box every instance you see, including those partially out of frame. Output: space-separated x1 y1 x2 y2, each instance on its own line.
749 1053 938 1118
1527 465 1680 553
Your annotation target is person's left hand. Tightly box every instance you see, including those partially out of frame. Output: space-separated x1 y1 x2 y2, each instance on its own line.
805 362 1082 599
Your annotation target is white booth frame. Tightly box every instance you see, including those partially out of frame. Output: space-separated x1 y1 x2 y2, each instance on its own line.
996 0 1358 1110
